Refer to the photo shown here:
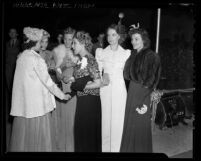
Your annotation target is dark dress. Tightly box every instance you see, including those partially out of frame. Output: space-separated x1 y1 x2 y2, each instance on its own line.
72 54 102 152
120 48 161 152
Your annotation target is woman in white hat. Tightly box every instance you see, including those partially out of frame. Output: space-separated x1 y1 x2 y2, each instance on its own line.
9 27 71 152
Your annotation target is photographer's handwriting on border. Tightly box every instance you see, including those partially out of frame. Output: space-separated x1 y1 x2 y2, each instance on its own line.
12 2 95 9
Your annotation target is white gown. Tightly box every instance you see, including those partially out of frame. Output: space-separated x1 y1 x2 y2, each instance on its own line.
96 45 130 152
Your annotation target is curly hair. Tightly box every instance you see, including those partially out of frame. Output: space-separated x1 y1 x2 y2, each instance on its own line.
74 31 93 53
128 28 151 49
22 35 37 50
63 27 76 36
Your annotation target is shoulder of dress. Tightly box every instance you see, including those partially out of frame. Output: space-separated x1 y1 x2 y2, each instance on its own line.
95 48 104 59
125 49 131 55
144 49 158 59
95 48 103 54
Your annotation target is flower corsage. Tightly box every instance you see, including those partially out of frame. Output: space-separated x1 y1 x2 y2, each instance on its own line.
77 57 88 70
150 90 163 103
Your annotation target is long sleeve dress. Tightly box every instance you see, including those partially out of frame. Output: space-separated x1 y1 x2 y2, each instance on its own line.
95 45 131 152
120 48 161 152
9 49 65 152
72 54 102 152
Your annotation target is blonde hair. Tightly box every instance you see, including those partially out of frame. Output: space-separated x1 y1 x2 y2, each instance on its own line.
74 31 93 53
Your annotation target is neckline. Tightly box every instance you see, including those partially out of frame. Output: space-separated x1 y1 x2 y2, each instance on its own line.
109 45 119 52
30 49 41 56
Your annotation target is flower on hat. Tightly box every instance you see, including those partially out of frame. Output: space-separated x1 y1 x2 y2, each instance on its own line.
23 27 43 42
130 23 140 30
42 30 50 39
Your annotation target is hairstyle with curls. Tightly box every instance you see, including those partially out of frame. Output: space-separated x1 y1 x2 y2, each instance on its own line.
74 31 93 53
22 35 37 50
128 28 151 50
63 27 76 36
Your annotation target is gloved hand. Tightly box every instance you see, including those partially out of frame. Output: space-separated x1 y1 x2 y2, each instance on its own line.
71 75 93 92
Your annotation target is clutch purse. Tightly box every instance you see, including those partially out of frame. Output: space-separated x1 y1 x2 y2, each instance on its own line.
102 73 110 85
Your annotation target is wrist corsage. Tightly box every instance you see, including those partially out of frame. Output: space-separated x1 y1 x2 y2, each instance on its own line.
151 90 163 104
136 104 148 114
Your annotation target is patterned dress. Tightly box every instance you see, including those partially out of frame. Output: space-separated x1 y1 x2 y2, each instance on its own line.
73 54 102 152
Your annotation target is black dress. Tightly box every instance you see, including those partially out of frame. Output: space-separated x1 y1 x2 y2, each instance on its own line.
72 54 102 152
120 48 161 152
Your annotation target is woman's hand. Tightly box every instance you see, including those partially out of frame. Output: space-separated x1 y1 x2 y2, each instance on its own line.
63 94 71 100
63 76 75 84
100 73 110 87
100 80 109 87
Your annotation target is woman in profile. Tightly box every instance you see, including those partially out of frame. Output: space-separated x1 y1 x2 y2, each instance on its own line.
120 26 161 152
69 31 105 152
9 27 70 152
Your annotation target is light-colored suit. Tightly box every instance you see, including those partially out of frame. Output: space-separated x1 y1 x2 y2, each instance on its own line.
10 49 65 118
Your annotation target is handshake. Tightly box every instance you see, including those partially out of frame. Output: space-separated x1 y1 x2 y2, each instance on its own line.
63 93 72 101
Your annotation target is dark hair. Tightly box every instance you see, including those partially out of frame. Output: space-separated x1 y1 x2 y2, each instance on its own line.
107 24 121 35
74 31 93 53
107 24 127 45
63 27 76 36
9 28 18 33
22 36 37 50
129 28 151 49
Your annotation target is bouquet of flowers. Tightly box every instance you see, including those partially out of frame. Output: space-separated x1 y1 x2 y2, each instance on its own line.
150 90 163 104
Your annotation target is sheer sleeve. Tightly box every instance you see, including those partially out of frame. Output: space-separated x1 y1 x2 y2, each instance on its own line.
95 48 104 78
33 57 65 100
88 56 101 80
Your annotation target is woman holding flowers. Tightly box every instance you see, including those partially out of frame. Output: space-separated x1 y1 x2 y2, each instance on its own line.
51 27 78 152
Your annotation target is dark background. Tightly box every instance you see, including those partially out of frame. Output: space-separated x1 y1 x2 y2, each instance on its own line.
2 0 195 90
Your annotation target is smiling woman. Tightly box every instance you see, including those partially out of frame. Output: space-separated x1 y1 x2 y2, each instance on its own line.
67 31 103 152
120 27 161 152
